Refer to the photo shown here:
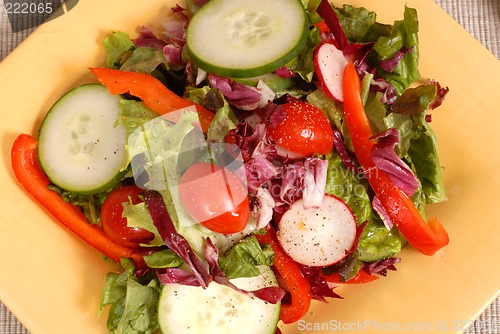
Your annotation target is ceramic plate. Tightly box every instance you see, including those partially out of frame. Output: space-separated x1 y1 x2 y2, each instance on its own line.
1 0 499 333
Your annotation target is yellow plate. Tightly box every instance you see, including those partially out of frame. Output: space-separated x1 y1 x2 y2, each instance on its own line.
0 0 499 333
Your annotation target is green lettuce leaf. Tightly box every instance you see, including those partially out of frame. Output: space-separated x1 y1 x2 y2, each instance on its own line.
103 31 135 69
185 85 212 106
284 18 320 82
334 4 389 43
219 236 274 279
373 6 420 95
382 116 445 204
357 219 403 262
143 249 184 269
306 89 353 150
103 31 170 75
390 84 438 116
47 185 106 226
100 272 160 334
116 99 158 138
324 153 372 225
120 47 170 74
406 125 446 204
207 97 238 143
122 201 163 247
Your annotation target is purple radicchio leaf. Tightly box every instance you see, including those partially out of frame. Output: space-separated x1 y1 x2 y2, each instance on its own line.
159 5 190 69
344 42 375 64
356 61 397 105
251 136 278 161
209 74 262 110
225 122 260 162
316 0 348 51
379 46 414 73
192 0 209 6
132 26 168 48
266 104 288 129
278 162 305 206
350 221 368 254
251 187 276 229
370 77 398 104
429 81 450 110
363 257 401 277
275 66 296 78
244 155 280 194
370 128 419 197
161 5 189 46
332 128 359 172
144 190 211 288
163 44 184 68
372 196 394 230
205 237 285 304
302 158 328 209
157 267 204 287
299 265 342 302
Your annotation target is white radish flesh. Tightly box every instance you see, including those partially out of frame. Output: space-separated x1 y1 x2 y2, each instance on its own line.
314 42 349 102
277 194 356 267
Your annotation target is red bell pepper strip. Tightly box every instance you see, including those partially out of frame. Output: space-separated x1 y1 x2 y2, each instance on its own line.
313 21 330 35
89 67 214 133
256 226 312 324
323 270 379 284
11 134 146 268
342 61 449 256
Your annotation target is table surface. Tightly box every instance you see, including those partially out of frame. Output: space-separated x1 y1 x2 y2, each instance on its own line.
1 0 499 333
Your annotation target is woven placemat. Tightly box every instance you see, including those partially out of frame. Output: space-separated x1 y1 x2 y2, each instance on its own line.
1 0 499 333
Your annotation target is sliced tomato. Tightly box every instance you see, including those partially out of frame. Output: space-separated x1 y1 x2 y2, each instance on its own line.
101 185 155 248
178 162 250 234
267 101 334 157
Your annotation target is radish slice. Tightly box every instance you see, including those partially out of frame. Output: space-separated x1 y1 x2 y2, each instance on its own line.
277 194 356 267
314 42 349 102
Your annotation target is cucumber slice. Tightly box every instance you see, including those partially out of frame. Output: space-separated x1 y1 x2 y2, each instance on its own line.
233 73 294 92
38 84 128 194
186 0 308 78
158 265 280 333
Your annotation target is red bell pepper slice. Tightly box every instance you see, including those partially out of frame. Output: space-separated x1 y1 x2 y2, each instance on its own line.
11 134 146 268
323 270 379 284
342 61 449 256
89 67 214 133
256 226 312 324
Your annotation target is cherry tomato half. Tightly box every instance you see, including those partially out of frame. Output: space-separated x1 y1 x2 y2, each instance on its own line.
267 101 334 156
178 162 250 234
101 185 155 248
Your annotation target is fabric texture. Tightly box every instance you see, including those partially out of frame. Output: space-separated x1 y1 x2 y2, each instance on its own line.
0 0 499 333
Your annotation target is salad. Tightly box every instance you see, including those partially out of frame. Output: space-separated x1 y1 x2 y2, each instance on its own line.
10 0 450 333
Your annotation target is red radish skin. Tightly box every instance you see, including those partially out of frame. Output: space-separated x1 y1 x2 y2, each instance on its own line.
314 42 349 102
277 194 356 267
